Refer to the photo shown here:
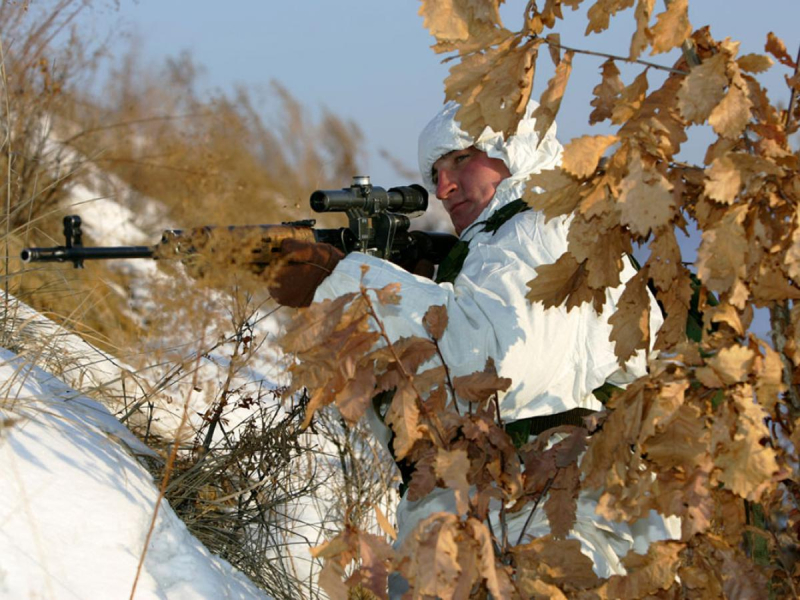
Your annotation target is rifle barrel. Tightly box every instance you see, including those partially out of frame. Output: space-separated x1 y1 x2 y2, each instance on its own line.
21 246 156 263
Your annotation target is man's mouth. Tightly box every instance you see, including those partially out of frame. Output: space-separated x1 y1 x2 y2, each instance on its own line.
447 200 467 215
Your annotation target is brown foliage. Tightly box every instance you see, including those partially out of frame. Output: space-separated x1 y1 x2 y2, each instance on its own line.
294 3 800 597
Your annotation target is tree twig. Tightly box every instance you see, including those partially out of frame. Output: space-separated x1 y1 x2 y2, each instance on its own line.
515 475 555 546
785 43 800 130
769 302 800 412
361 287 448 448
541 38 689 75
432 338 459 415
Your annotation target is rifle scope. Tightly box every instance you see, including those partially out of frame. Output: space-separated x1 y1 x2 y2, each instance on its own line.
311 176 427 215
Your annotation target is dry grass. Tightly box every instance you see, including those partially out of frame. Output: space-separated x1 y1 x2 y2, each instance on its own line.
2 1 364 352
0 3 396 599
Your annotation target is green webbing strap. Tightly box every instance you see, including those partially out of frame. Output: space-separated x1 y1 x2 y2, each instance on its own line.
591 381 620 405
480 198 530 235
434 240 469 284
434 199 531 285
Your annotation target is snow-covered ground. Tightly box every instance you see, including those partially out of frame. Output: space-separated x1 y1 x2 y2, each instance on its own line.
0 342 270 599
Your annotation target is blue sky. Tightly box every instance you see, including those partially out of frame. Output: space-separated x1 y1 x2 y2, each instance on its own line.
74 1 798 336
88 1 798 189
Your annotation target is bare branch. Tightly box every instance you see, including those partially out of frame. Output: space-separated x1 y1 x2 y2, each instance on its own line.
785 43 800 130
541 38 689 75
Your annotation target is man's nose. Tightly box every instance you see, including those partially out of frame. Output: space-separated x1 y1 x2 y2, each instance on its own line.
436 169 457 200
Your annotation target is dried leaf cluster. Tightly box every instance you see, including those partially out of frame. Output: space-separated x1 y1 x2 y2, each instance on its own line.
279 1 800 597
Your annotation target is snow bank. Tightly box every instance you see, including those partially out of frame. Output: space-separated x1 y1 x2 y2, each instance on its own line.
0 348 270 599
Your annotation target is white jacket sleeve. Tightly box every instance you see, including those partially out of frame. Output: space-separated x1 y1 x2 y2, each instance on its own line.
313 209 662 424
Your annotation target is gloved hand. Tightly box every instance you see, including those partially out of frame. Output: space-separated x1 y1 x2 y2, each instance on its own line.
268 238 344 307
396 257 435 279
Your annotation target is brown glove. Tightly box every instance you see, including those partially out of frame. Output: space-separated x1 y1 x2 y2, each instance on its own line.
269 238 344 307
399 257 435 279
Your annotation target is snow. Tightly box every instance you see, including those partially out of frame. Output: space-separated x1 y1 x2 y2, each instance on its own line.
0 345 270 599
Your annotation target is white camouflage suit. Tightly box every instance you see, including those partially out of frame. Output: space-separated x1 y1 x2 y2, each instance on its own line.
314 101 679 580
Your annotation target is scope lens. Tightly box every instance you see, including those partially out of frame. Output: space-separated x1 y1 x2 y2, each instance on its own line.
387 184 428 214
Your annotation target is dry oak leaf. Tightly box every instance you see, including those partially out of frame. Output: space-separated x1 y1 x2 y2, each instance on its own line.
335 367 377 424
704 155 741 204
706 344 755 386
434 448 471 515
709 83 753 139
677 51 728 124
784 218 800 281
385 383 423 459
423 304 448 341
611 70 648 124
751 262 800 303
403 515 461 598
765 31 797 68
358 533 395 599
554 426 589 468
281 292 355 354
585 0 636 35
590 59 624 124
649 0 691 55
474 37 539 137
639 379 690 441
526 252 605 312
532 50 573 145
375 281 402 305
696 204 748 296
512 536 600 591
578 175 615 218
402 515 510 599
647 228 683 291
545 32 561 66
608 269 651 365
392 336 438 374
561 134 618 178
715 538 771 599
629 0 656 60
712 386 778 500
418 0 504 50
737 53 774 73
317 561 348 600
544 462 581 538
644 403 708 470
447 35 538 140
520 580 568 600
604 541 683 597
617 153 676 237
653 280 692 351
419 0 469 42
523 167 582 221
707 302 746 336
568 214 628 290
405 448 437 502
452 359 511 402
655 458 715 540
754 342 784 413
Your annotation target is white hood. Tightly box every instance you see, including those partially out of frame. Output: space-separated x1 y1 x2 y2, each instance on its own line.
417 100 564 229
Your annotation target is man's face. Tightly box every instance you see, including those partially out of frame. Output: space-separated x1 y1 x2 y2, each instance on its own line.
432 147 511 235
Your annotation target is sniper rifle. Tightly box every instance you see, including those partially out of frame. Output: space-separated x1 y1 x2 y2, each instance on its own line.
20 176 457 273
